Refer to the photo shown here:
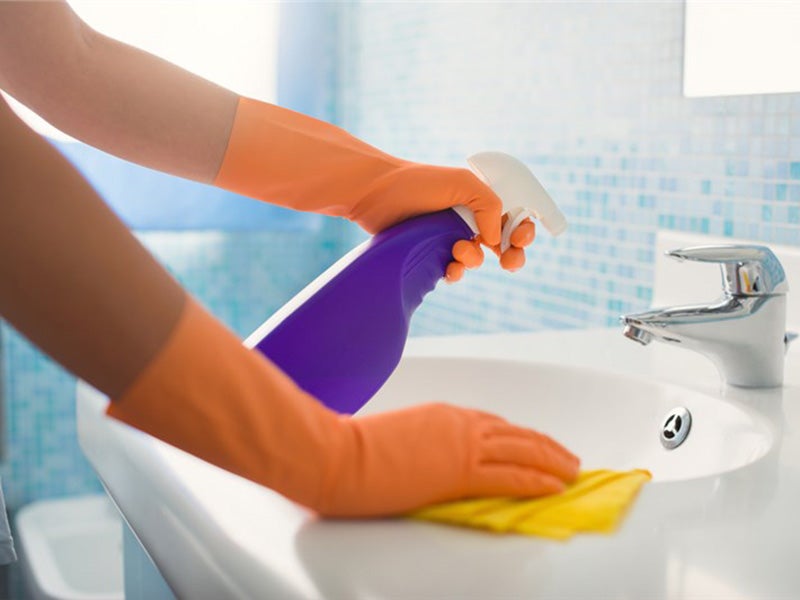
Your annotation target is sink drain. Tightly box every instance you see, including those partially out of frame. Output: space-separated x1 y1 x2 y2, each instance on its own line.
661 407 691 449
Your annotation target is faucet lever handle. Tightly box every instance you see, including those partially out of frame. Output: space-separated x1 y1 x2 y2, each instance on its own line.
667 244 788 296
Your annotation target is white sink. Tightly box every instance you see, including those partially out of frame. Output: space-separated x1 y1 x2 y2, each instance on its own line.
75 232 800 599
77 327 792 599
362 357 773 482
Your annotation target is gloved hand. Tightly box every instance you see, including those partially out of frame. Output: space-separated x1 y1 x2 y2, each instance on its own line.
107 296 580 517
213 97 536 282
448 215 536 282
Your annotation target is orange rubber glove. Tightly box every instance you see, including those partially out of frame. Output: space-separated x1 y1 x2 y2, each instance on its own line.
107 296 580 517
449 215 537 281
213 97 535 282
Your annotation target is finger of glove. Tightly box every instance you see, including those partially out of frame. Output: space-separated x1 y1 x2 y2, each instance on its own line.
464 407 509 425
510 219 536 248
480 436 580 482
484 217 534 255
445 261 465 283
499 247 526 271
460 172 502 247
452 239 484 269
474 217 531 269
473 464 566 498
484 423 580 477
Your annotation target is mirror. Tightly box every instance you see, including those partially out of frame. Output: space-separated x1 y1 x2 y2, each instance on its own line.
684 1 800 97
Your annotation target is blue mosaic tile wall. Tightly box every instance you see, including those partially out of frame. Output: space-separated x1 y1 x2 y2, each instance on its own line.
336 1 800 335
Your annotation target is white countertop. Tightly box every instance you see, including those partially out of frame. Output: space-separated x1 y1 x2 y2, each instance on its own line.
77 326 800 599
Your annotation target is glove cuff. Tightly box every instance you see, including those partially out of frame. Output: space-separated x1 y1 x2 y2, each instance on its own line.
214 96 405 219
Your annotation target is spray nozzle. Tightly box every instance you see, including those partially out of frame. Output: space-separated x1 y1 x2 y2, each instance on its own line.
465 152 567 253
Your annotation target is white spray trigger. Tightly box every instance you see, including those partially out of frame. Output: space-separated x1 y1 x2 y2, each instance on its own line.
467 152 567 253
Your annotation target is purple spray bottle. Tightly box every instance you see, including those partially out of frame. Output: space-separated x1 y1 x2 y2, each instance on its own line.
245 152 567 414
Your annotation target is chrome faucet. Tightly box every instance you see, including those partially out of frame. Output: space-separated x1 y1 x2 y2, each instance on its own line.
621 245 792 388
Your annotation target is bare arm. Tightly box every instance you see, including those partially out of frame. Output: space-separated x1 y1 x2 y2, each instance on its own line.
0 96 185 397
0 1 238 182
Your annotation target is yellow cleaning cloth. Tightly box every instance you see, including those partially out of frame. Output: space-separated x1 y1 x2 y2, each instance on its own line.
410 469 651 540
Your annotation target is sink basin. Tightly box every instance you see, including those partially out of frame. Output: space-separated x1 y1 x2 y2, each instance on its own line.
362 357 774 482
76 330 785 599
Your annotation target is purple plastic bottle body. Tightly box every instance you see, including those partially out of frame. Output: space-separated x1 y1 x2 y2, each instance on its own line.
252 209 474 414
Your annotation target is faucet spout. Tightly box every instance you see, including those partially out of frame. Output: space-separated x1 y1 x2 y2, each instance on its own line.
620 244 790 388
622 323 653 345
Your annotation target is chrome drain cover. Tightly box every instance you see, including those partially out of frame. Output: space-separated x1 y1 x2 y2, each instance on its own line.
661 407 692 449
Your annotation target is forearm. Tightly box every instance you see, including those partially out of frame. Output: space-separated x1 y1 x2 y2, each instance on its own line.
0 1 237 182
0 97 185 398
